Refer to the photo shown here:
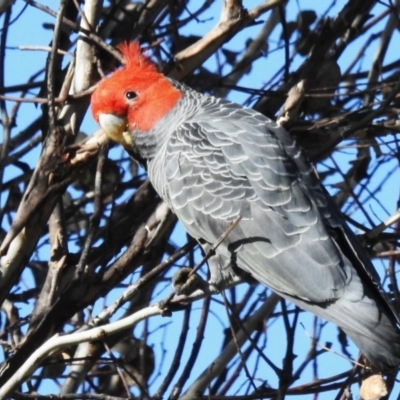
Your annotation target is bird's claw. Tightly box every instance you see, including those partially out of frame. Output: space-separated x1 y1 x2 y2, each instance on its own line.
172 267 206 295
158 302 173 317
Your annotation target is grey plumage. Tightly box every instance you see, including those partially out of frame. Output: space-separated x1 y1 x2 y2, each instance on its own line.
132 85 400 371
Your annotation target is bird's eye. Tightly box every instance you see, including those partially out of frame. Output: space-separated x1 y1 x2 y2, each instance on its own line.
125 91 137 100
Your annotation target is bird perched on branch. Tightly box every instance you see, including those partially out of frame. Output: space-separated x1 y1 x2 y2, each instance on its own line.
91 41 400 371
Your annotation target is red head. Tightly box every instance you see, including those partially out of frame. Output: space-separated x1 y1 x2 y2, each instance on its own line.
91 42 182 147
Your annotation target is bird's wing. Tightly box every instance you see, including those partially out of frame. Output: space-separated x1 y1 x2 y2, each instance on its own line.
163 97 357 303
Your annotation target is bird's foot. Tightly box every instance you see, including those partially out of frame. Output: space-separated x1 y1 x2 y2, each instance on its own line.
158 268 208 314
172 267 207 295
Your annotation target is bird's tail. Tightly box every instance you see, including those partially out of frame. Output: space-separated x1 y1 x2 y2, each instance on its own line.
338 292 400 371
288 281 400 371
345 323 400 371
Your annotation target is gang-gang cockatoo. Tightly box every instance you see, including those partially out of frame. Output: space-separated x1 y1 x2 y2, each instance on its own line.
91 42 400 370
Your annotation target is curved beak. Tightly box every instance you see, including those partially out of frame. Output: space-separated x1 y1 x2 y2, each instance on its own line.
98 113 132 147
